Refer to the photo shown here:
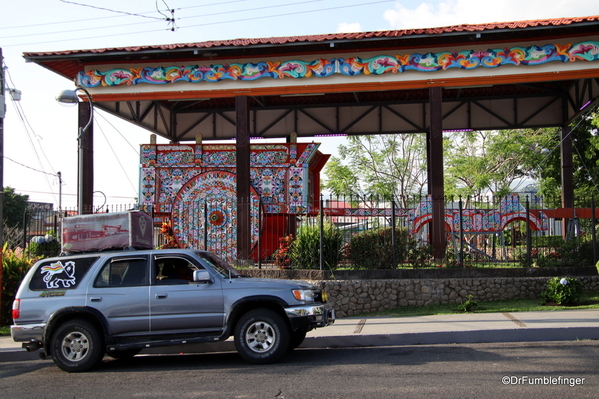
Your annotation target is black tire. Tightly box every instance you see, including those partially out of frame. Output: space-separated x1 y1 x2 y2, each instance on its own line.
289 329 307 350
234 309 290 364
106 349 141 360
51 319 104 372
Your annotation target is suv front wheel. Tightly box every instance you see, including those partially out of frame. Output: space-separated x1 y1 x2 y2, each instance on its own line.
51 319 104 372
234 309 290 364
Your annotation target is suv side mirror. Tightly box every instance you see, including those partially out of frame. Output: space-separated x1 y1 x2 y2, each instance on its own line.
193 270 213 283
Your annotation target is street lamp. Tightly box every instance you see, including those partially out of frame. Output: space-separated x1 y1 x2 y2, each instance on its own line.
56 87 94 215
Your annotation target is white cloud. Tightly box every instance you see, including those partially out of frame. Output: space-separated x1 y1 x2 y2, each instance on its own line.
337 22 363 33
383 0 599 30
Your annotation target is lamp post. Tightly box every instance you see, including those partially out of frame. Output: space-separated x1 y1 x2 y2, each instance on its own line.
56 88 94 215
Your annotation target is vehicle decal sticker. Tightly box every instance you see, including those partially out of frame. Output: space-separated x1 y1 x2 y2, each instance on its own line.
39 291 67 297
41 261 76 289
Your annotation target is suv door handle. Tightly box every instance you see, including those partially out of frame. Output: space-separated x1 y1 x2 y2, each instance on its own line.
90 297 102 302
155 294 168 299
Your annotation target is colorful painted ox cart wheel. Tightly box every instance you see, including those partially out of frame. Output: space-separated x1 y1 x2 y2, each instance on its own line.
171 171 261 261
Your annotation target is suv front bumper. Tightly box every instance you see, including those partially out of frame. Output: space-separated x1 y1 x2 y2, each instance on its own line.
285 303 335 330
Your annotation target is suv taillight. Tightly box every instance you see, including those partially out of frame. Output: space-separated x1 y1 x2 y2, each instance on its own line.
12 299 20 320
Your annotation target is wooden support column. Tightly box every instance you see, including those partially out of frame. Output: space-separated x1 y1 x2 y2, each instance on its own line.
79 101 94 214
561 124 574 237
427 87 447 260
236 96 251 262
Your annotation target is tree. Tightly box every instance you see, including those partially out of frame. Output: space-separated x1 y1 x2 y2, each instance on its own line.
323 115 597 210
3 187 29 229
323 134 427 207
536 109 599 207
444 128 559 204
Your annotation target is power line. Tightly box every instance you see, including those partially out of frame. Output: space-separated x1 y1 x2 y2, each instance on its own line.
4 156 58 177
94 113 138 195
0 0 248 30
2 0 394 48
15 188 136 200
159 0 394 30
2 0 317 41
58 0 167 21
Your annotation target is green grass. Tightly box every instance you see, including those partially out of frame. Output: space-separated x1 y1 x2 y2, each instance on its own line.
0 326 9 336
356 291 599 318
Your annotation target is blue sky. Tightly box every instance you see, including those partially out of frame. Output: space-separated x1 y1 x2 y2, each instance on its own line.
2 0 599 207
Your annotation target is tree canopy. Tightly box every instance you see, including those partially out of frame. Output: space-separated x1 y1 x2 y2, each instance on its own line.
3 187 29 229
537 110 599 206
323 134 427 207
322 108 599 206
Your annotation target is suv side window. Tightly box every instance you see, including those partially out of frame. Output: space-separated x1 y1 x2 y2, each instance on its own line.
94 257 148 287
154 256 202 284
29 257 99 291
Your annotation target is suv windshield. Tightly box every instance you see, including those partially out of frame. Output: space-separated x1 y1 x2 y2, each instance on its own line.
194 251 241 278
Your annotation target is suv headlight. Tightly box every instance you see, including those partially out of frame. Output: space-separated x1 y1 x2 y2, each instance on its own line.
292 289 315 303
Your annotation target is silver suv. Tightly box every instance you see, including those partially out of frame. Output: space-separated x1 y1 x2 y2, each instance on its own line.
11 248 335 372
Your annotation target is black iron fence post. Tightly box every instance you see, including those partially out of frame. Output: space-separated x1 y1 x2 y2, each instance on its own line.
203 202 208 251
391 199 397 268
459 197 464 267
592 199 597 266
319 194 323 271
258 199 262 269
525 196 532 267
22 209 28 250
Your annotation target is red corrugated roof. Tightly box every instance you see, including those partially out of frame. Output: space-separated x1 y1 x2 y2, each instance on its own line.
24 15 599 57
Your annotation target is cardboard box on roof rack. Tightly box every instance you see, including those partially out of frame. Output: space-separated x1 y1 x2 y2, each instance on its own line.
61 210 154 253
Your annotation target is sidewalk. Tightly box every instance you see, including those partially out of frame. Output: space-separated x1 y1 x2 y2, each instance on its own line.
2 309 598 354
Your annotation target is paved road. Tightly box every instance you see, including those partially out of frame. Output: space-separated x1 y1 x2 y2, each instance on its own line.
1 341 597 399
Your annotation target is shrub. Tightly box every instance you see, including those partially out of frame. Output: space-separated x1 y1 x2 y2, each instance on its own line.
457 294 479 312
525 236 595 268
405 239 433 268
540 277 584 305
289 221 343 270
1 244 39 325
26 233 61 258
347 227 409 270
533 250 562 268
531 235 565 248
274 234 294 268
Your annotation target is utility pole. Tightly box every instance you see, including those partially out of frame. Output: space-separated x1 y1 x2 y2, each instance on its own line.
0 47 5 326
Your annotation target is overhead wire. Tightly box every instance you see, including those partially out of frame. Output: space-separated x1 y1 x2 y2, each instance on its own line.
0 0 249 31
94 111 139 196
58 0 168 20
4 156 59 177
5 67 60 177
2 0 319 41
3 64 63 204
2 0 394 47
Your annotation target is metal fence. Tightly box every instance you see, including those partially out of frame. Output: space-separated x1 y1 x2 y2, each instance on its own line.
16 194 599 269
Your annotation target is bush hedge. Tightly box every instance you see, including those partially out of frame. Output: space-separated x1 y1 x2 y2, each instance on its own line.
289 221 343 270
347 227 409 270
1 244 39 326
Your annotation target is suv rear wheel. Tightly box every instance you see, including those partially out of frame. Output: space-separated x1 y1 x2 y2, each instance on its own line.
234 309 290 364
51 319 104 372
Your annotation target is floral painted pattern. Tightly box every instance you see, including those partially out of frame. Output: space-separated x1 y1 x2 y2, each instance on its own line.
77 41 599 87
170 171 260 261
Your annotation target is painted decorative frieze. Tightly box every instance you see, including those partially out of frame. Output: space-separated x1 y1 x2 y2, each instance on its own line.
78 41 599 87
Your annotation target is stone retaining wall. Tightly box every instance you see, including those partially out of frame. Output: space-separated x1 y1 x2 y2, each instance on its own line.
318 276 599 318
